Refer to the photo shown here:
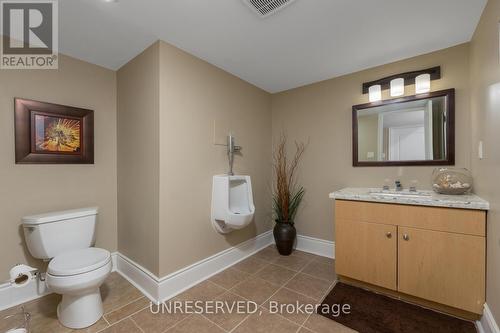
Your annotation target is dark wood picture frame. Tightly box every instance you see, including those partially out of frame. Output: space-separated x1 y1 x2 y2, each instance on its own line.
15 98 94 164
352 89 455 167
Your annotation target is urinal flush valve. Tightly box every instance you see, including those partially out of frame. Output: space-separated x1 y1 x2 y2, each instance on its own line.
227 135 241 176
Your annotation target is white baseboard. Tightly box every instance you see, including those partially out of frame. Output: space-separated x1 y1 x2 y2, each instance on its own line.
294 234 335 259
116 231 337 304
111 252 118 272
1 232 336 311
157 230 273 303
478 304 500 333
116 230 274 304
0 275 50 312
115 253 160 303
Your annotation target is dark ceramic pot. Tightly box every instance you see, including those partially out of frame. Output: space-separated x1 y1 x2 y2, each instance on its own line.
273 220 296 256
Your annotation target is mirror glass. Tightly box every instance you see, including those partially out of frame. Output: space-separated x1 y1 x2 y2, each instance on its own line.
353 91 454 166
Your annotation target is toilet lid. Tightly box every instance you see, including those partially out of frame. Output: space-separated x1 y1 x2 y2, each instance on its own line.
48 248 111 276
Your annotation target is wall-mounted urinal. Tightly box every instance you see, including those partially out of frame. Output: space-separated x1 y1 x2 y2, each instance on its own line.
211 175 255 234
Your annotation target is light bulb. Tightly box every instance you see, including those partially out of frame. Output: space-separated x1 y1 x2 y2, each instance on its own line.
390 78 404 97
415 73 431 94
368 85 382 102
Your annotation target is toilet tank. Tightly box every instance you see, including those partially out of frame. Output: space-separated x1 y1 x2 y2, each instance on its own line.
22 207 98 260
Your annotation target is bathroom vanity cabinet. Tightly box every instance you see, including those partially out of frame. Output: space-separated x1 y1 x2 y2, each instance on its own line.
334 198 487 318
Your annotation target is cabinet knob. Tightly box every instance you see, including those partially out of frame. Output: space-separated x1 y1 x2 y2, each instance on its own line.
403 234 410 241
386 232 392 238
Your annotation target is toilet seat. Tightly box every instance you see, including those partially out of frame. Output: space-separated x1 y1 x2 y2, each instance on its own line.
48 248 111 276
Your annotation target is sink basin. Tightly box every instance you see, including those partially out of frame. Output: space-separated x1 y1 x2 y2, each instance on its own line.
369 190 432 199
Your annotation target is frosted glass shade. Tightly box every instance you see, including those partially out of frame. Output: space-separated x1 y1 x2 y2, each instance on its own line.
390 78 405 97
415 73 431 94
368 85 382 102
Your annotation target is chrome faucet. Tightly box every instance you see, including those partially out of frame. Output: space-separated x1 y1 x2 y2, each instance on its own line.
395 180 403 191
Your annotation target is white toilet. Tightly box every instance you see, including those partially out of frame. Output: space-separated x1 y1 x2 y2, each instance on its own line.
211 175 255 233
22 207 112 329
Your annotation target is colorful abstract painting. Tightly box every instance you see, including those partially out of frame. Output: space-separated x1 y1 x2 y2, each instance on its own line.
34 115 81 153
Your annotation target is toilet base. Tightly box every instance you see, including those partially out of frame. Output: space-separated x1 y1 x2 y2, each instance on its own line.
57 289 103 329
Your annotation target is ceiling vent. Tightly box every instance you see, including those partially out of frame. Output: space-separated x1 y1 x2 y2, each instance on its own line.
243 0 297 18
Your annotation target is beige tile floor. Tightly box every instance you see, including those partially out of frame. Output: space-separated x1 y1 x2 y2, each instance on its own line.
0 246 355 333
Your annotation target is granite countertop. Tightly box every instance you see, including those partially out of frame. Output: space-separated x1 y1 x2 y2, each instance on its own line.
329 187 490 210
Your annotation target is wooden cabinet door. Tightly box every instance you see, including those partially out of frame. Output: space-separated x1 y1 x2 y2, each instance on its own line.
398 226 485 314
336 219 397 290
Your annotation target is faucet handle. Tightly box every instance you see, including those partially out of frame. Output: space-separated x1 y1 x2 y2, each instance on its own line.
383 178 391 191
409 180 418 192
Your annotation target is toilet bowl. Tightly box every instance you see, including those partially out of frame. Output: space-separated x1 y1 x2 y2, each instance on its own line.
22 207 112 329
211 175 255 233
46 248 112 329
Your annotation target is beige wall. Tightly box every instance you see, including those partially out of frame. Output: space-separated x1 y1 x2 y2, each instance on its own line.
1 18 493 322
470 0 500 322
117 43 160 276
158 41 272 277
0 53 117 281
271 44 471 241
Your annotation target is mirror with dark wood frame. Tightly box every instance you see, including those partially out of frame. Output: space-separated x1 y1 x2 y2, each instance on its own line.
352 89 455 167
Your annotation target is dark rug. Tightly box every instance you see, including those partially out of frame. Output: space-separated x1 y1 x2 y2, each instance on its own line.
318 283 477 333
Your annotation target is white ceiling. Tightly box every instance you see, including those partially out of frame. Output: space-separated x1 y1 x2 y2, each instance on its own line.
59 0 487 93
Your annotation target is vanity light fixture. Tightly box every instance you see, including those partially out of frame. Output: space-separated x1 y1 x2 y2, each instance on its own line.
390 78 405 97
361 67 440 101
415 73 431 94
368 85 382 102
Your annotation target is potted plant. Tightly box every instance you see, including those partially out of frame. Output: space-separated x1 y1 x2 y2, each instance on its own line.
272 134 306 255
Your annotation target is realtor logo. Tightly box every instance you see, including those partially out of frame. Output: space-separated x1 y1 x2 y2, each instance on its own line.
1 0 58 69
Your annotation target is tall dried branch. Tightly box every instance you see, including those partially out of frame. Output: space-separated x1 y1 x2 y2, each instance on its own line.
273 133 306 223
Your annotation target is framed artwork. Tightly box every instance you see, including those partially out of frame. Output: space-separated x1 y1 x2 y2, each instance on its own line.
14 98 94 164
